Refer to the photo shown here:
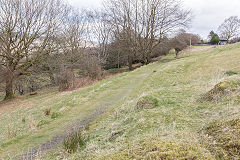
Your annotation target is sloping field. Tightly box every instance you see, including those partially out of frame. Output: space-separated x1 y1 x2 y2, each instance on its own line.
1 44 240 159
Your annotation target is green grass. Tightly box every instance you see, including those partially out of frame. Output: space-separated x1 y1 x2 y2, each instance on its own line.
1 43 240 159
0 92 4 101
225 70 238 76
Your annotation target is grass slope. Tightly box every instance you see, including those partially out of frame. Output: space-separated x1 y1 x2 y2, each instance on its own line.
1 44 240 159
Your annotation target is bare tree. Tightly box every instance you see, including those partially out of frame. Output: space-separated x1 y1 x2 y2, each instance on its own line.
42 8 101 91
218 16 240 41
88 10 113 65
0 0 65 100
170 30 200 58
103 0 192 68
59 9 88 65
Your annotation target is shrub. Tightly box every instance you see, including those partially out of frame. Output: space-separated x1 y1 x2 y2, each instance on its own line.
14 73 52 95
136 96 159 110
169 49 176 55
78 55 103 80
63 130 86 153
58 67 75 92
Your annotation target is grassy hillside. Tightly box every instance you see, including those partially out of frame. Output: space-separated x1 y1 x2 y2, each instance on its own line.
1 44 240 159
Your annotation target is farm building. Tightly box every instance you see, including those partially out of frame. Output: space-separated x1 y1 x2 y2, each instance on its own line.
219 39 228 45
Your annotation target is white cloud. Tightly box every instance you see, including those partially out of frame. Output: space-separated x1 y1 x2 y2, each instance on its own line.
69 0 240 39
183 0 240 39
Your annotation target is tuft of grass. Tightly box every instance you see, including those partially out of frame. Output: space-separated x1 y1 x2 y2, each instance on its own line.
21 117 26 123
108 130 124 142
44 108 51 116
7 126 17 140
136 96 159 110
63 130 86 154
225 70 238 76
51 112 62 119
37 120 50 128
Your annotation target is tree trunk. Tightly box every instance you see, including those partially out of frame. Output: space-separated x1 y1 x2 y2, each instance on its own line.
146 46 153 64
4 69 14 100
117 51 120 68
128 55 133 71
146 52 151 64
48 72 56 86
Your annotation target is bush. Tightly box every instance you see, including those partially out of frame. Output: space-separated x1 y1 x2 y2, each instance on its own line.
58 67 75 92
14 73 52 95
63 130 86 153
169 49 177 55
78 55 103 80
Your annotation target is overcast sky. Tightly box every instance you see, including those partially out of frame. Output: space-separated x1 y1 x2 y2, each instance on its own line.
68 0 240 39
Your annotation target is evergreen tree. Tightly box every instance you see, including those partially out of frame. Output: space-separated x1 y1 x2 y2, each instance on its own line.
210 34 220 45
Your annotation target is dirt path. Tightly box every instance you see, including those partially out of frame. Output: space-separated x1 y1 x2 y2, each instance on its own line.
15 68 154 160
16 107 106 160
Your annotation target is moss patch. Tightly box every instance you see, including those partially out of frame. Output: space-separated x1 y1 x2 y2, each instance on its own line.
204 118 240 159
136 96 159 110
201 78 240 103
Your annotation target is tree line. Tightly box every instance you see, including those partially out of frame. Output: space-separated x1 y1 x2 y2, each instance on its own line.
0 0 200 100
209 16 240 44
